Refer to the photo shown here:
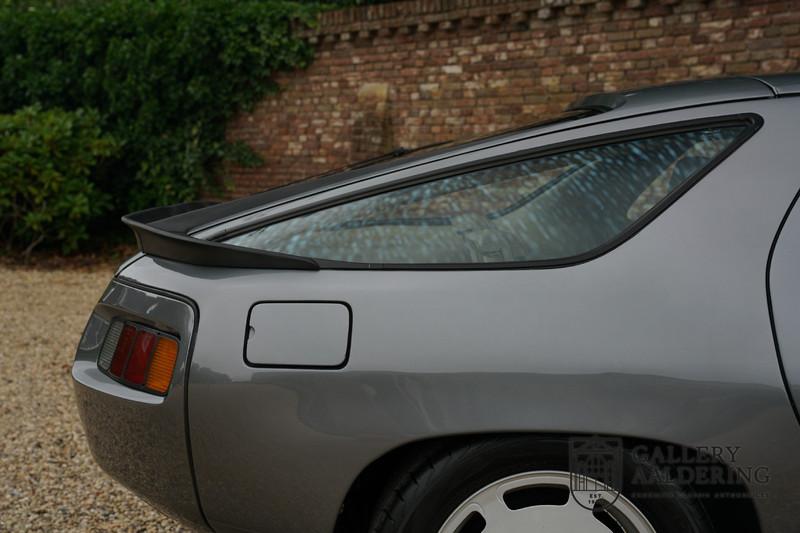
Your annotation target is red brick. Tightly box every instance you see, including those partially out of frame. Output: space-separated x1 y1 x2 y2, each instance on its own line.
225 0 800 197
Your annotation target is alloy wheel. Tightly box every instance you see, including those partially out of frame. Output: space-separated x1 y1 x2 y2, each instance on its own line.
438 470 656 533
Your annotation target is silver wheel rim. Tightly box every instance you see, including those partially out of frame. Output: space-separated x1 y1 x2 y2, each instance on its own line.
437 470 657 533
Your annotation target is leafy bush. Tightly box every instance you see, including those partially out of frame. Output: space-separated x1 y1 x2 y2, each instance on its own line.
0 0 315 227
0 106 117 254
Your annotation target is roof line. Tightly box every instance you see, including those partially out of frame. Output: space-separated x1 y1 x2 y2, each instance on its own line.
747 75 780 97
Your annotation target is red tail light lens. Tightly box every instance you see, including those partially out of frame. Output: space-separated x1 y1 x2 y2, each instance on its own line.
124 330 157 385
99 321 180 395
109 324 136 377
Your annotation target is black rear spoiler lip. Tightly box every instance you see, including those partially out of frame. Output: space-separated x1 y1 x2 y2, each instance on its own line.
122 203 320 271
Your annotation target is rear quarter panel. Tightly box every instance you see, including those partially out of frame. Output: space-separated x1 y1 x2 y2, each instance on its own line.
121 98 800 533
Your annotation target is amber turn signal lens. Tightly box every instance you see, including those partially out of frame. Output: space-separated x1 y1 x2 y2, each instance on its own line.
145 337 179 394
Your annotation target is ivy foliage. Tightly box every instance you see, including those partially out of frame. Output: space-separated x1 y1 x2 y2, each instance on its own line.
0 0 316 253
0 106 117 254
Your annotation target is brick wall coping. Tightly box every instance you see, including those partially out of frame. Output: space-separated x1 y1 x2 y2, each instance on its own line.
296 0 708 42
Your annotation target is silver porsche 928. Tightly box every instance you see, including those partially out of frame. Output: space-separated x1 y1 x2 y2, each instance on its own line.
73 75 800 533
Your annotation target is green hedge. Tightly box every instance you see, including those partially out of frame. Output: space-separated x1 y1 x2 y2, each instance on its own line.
0 106 117 254
0 0 316 253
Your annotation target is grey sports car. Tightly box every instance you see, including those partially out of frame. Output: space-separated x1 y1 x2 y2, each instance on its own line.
73 75 800 533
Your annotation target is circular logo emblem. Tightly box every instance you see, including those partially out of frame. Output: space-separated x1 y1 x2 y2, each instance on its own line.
568 436 623 510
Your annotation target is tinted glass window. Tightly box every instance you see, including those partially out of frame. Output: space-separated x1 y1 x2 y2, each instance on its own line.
226 126 745 265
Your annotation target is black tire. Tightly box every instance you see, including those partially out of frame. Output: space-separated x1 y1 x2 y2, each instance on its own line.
368 437 713 533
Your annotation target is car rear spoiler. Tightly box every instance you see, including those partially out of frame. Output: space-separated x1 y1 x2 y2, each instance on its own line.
122 202 320 270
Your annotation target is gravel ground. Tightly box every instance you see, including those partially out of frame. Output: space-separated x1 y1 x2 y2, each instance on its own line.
0 264 187 532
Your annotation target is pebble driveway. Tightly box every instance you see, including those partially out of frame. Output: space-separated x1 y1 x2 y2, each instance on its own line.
0 264 187 532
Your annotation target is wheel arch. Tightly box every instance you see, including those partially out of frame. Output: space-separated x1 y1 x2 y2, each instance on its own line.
333 432 761 533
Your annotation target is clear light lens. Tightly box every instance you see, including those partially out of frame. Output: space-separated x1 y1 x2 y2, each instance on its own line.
97 321 123 370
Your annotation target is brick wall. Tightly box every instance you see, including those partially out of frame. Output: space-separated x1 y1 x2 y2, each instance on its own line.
225 0 799 197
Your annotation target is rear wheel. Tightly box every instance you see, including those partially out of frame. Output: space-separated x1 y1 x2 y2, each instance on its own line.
439 470 654 533
368 437 712 533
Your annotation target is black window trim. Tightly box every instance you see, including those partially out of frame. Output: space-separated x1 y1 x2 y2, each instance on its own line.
220 113 763 271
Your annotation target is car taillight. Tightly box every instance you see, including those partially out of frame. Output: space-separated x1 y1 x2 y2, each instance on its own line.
98 320 180 395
